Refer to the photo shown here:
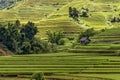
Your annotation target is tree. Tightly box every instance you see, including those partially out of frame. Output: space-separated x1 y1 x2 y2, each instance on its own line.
2 23 20 53
72 8 79 19
80 7 89 17
46 31 64 45
31 72 45 80
21 41 31 54
0 21 53 54
69 7 73 17
69 7 79 21
0 27 6 42
31 39 50 53
111 15 120 23
20 21 38 40
0 21 37 54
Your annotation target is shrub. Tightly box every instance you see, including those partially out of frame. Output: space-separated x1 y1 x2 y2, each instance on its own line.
67 37 75 40
31 72 45 80
58 39 65 45
0 21 51 54
80 7 89 17
46 31 64 45
68 7 79 21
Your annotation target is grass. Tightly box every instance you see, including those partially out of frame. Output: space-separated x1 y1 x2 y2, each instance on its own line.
91 27 120 43
72 74 120 80
0 0 120 80
0 52 120 79
0 0 120 38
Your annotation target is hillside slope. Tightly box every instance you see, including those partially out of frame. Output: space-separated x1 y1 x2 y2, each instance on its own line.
35 0 120 38
0 0 120 38
91 27 120 43
0 44 14 56
0 0 73 23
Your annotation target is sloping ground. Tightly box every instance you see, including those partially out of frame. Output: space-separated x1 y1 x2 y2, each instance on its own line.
68 43 120 55
0 0 120 38
0 0 119 38
0 49 6 56
0 53 120 80
91 27 120 43
36 18 82 38
0 44 14 56
34 0 120 38
0 0 73 23
93 0 120 3
0 49 14 56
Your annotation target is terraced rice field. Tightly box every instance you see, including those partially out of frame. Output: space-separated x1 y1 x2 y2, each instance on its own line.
0 0 120 80
0 48 120 80
91 27 120 43
36 19 81 38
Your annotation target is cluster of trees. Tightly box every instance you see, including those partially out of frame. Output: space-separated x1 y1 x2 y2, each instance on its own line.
0 20 52 54
111 16 120 23
69 7 79 21
68 7 89 21
46 31 65 45
80 7 89 17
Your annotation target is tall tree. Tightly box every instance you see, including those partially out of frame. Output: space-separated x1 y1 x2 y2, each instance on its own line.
69 7 73 17
20 21 38 40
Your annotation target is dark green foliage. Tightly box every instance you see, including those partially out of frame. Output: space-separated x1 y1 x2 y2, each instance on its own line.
0 20 51 54
110 14 120 23
69 7 79 21
46 31 64 45
58 39 65 45
21 41 31 54
80 7 89 17
77 28 95 42
67 37 75 40
69 7 73 17
32 40 52 53
69 7 89 22
20 22 38 40
72 8 79 18
1 23 20 53
31 72 45 80
0 20 57 54
0 27 6 42
111 17 120 22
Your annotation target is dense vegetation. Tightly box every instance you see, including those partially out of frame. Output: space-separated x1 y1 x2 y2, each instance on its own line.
0 21 53 54
0 0 120 80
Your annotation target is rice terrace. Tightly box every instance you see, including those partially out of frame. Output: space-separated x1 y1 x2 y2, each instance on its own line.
0 0 120 80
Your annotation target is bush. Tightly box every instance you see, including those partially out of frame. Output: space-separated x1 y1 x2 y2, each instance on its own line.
0 21 52 54
31 72 45 80
58 39 65 45
80 7 89 17
67 37 75 40
50 43 58 52
46 31 64 45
